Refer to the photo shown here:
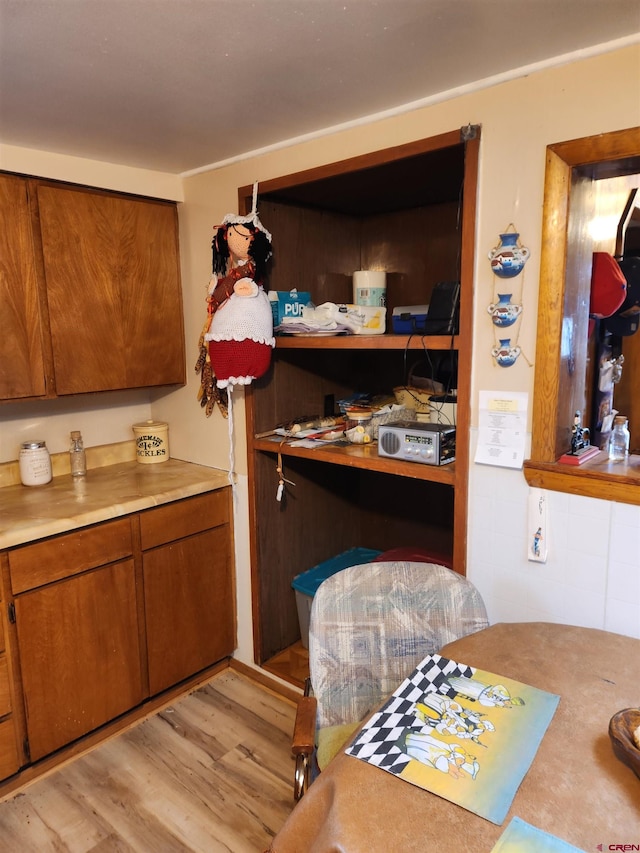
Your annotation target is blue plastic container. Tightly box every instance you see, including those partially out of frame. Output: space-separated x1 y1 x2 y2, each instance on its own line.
292 546 382 648
392 312 428 334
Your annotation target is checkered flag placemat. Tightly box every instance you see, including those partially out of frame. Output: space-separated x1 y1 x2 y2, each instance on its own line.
346 654 475 773
346 653 561 825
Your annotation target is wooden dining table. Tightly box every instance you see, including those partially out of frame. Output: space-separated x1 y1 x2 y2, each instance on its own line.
269 622 640 852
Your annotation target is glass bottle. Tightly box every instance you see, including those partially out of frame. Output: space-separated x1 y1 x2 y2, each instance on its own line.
69 430 87 477
608 416 630 462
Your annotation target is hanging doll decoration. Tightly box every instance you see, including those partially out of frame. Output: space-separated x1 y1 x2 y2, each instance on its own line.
196 183 274 417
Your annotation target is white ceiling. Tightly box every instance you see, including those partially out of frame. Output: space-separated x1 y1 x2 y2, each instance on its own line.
1 0 639 176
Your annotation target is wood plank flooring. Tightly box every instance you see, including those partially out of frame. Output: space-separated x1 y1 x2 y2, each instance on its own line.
262 642 309 690
0 670 298 852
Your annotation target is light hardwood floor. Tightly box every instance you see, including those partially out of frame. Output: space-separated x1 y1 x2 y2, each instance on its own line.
262 641 309 690
0 670 298 852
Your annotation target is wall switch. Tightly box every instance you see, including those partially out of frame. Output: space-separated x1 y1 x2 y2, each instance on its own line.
528 488 548 563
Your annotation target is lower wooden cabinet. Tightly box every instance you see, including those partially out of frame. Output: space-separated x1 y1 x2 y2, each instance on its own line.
14 559 144 761
144 526 234 694
0 591 20 781
0 719 19 781
141 490 235 695
0 657 12 718
1 487 234 780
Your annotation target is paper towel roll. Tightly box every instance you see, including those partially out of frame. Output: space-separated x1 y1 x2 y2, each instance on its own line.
353 270 387 306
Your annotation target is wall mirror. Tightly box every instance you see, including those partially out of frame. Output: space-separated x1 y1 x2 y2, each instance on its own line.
524 126 640 505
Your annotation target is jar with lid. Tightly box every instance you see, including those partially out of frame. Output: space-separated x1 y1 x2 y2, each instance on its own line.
608 415 630 461
19 440 52 486
69 430 87 477
345 408 374 445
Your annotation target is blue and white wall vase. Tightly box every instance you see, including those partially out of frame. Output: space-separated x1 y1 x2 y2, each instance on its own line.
492 338 521 368
487 293 522 328
488 228 530 279
488 224 532 368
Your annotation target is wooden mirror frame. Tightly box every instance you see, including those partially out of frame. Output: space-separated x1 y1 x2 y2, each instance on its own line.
523 126 640 504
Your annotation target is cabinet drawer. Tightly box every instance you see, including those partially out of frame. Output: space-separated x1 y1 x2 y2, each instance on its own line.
9 518 133 594
0 717 19 782
140 489 230 551
0 656 11 718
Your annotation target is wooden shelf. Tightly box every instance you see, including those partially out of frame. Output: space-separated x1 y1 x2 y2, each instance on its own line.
275 334 459 351
253 437 456 485
244 129 479 665
524 452 640 505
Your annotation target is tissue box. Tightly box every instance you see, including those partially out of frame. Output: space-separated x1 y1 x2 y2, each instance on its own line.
269 290 312 327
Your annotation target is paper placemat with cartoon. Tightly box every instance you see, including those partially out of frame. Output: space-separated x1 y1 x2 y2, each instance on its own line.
346 653 560 825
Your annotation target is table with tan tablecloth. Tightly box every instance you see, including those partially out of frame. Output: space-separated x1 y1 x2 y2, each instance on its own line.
270 622 640 852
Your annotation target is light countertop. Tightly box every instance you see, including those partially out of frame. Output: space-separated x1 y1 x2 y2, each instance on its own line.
0 458 230 549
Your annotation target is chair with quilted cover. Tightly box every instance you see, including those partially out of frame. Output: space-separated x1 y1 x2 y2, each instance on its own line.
292 560 489 799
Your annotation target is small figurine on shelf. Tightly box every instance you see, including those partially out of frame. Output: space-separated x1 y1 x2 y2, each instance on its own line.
570 410 590 455
559 410 600 466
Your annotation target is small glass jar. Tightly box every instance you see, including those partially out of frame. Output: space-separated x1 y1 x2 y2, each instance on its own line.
19 440 52 486
345 409 374 445
609 415 630 462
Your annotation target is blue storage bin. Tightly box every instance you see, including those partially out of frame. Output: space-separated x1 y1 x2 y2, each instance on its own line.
292 547 382 648
392 312 428 334
391 304 430 334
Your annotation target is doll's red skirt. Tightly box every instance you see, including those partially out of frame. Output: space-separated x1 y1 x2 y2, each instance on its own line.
208 338 272 387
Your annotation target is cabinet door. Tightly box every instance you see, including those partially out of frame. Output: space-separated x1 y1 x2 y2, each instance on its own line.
15 559 144 761
0 719 19 782
143 525 234 695
0 575 21 781
0 658 19 781
37 184 185 394
0 175 47 400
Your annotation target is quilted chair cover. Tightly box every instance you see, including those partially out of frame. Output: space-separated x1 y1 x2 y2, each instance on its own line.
309 561 489 735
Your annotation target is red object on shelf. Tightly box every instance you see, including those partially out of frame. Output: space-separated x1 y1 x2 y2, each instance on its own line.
590 252 627 319
373 547 454 569
558 446 601 465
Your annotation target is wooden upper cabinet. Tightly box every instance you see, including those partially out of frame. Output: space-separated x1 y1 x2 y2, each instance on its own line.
0 175 48 400
36 183 186 394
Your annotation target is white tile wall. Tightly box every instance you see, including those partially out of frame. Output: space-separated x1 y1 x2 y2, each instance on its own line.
605 502 640 636
467 432 640 640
